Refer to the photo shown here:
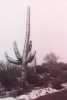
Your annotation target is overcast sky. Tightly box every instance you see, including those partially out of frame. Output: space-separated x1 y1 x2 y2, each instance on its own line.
0 0 67 64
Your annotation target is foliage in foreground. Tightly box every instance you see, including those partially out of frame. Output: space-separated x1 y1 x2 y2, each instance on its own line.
0 53 67 97
0 61 67 90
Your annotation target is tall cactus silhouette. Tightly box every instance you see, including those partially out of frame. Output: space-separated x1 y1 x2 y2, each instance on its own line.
5 6 36 88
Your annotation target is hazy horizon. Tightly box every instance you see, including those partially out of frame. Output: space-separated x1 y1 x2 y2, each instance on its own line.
0 0 66 64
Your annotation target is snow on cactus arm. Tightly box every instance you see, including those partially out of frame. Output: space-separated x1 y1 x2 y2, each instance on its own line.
26 51 36 64
13 41 22 60
5 52 21 64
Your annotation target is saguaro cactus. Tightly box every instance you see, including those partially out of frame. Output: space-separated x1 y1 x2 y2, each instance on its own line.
5 6 36 65
5 6 36 88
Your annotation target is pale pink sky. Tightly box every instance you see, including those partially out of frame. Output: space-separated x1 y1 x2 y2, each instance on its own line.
0 0 66 64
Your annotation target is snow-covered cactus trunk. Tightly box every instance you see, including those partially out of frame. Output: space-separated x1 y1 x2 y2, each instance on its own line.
23 6 30 63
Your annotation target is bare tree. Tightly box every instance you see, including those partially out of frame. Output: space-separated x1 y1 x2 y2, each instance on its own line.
44 52 58 64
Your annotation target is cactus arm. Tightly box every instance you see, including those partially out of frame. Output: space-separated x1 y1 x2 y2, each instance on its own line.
26 51 36 64
13 41 22 60
27 40 32 54
5 52 22 64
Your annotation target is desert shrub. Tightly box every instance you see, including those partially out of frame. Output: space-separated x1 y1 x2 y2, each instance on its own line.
0 63 22 90
0 60 67 91
37 62 67 89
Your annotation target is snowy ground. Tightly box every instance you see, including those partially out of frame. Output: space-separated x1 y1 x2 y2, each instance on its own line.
0 97 16 100
0 86 66 100
0 87 58 100
61 83 67 89
16 87 58 100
